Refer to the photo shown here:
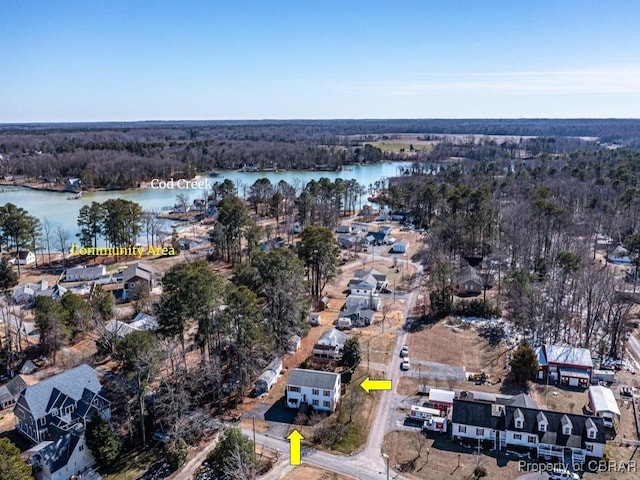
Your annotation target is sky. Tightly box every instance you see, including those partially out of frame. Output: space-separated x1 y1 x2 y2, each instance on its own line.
2 0 640 122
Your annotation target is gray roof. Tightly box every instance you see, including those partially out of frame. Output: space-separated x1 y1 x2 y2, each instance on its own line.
541 344 593 368
123 262 153 283
318 328 349 347
504 393 539 409
457 265 483 285
287 368 340 390
0 375 28 402
19 365 101 419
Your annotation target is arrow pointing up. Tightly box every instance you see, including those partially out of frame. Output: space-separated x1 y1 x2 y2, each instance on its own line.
360 377 393 393
287 429 304 465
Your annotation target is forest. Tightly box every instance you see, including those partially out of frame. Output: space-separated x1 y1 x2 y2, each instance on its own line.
1 119 640 189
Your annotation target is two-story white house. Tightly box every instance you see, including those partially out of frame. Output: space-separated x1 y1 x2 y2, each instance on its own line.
14 364 111 480
286 369 341 413
452 394 606 465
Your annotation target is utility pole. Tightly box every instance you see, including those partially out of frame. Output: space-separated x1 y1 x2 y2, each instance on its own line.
252 415 257 463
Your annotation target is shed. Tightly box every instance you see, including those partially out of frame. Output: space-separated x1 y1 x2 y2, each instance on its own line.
392 240 408 254
20 360 38 375
255 357 283 393
428 388 455 413
288 334 301 354
588 385 621 427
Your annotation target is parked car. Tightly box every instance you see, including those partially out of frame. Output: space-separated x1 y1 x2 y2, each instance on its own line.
548 468 579 479
400 345 409 357
401 358 411 370
152 431 170 443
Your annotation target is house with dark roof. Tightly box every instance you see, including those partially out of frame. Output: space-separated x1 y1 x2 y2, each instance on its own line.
455 265 484 295
286 368 341 412
13 250 36 266
0 375 27 410
452 395 606 464
536 344 593 388
14 364 111 480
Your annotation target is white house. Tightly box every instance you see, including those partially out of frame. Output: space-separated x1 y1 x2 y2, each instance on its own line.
286 369 341 413
588 385 621 428
452 395 607 464
13 250 36 265
65 265 107 282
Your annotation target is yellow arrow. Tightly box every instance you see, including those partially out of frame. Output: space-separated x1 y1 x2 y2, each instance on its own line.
360 377 392 393
287 429 304 465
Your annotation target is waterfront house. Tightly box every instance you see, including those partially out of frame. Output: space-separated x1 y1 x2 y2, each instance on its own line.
13 250 36 266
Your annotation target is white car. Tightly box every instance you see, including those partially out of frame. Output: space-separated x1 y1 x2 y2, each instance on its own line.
548 468 580 480
401 358 411 370
400 345 409 357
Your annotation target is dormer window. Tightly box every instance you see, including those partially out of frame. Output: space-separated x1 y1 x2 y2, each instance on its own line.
585 418 597 439
537 411 548 432
561 415 573 436
514 408 524 429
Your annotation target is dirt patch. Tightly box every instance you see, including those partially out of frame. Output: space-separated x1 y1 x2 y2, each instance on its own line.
285 465 355 480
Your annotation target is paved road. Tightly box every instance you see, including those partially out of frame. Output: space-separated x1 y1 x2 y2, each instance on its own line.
243 429 397 480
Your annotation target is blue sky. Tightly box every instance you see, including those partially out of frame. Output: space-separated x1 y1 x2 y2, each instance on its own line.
2 0 639 122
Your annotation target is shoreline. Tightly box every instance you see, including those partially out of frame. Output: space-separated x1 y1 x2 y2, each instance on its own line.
0 160 409 195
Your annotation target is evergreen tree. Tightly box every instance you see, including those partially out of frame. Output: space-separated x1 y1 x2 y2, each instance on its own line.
86 412 122 465
0 438 32 480
342 337 361 369
0 257 18 293
509 341 539 387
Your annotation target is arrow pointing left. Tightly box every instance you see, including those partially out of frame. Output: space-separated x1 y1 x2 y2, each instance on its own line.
287 429 304 465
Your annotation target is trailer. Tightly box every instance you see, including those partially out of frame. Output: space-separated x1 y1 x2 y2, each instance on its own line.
409 405 441 420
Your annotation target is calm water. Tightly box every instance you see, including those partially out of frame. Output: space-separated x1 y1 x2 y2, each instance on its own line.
0 161 414 237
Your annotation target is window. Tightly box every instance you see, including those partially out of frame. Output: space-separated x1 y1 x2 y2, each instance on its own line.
39 418 46 427
586 444 594 452
588 429 596 439
539 424 546 432
312 389 320 396
515 420 523 429
513 434 522 440
476 428 484 436
528 436 537 443
458 426 467 433
312 399 319 406
323 400 331 408
51 408 58 416
79 445 84 451
65 405 74 415
563 427 571 435
323 389 331 397
288 386 300 393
